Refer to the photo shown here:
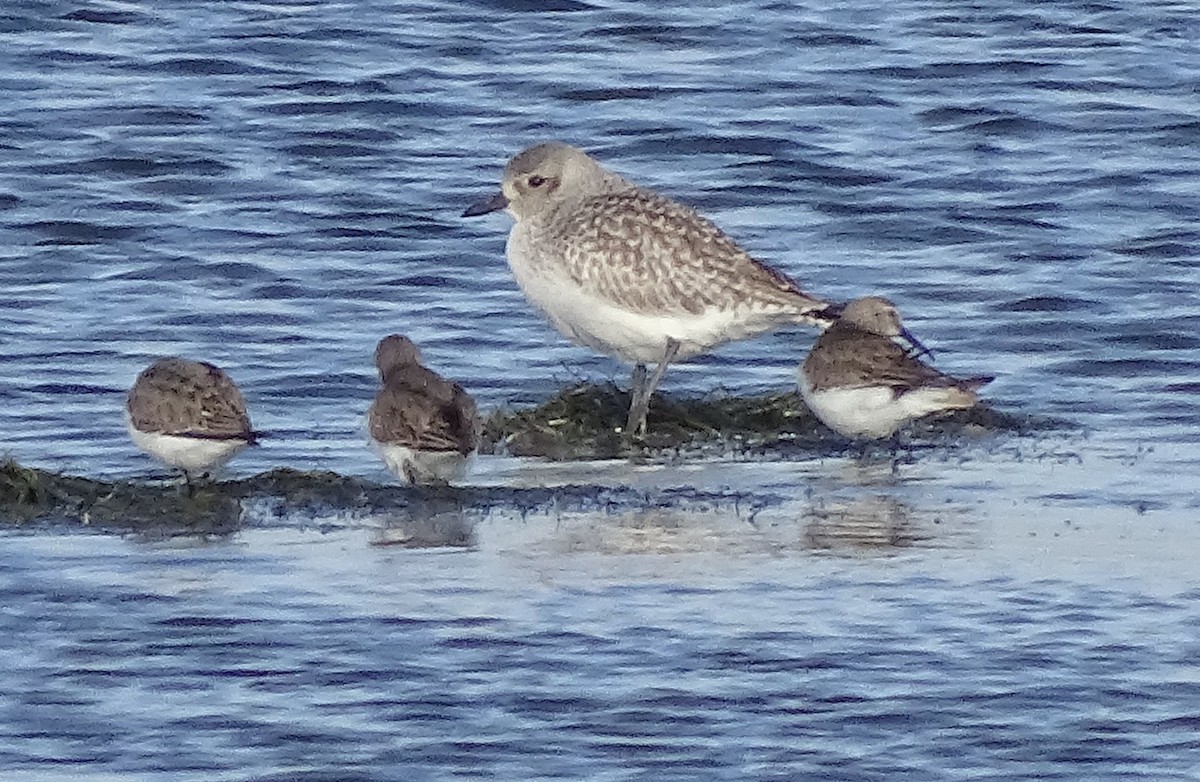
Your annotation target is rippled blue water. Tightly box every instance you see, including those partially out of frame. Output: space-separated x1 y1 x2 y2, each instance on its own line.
2 1 1200 778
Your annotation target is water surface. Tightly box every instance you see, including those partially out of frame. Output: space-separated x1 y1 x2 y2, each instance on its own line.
2 0 1199 778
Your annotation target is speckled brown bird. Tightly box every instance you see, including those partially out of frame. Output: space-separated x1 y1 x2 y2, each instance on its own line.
367 334 479 486
125 357 258 480
463 141 837 436
799 296 993 439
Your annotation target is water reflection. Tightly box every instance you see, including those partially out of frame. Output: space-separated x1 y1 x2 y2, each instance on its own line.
371 494 476 549
802 494 921 552
784 451 981 553
495 488 946 558
549 507 754 555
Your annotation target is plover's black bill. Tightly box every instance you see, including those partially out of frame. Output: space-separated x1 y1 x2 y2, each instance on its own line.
463 190 508 217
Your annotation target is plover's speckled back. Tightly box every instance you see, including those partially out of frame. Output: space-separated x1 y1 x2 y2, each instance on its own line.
464 141 837 436
125 357 258 481
368 334 479 486
798 296 993 440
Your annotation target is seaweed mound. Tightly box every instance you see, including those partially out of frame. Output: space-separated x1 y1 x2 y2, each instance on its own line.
481 382 1028 459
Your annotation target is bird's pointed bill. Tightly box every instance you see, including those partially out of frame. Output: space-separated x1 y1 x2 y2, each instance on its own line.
463 190 509 217
900 326 934 360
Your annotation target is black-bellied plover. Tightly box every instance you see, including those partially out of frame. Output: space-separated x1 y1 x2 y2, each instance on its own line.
368 334 479 486
463 141 838 436
125 357 259 482
798 296 993 440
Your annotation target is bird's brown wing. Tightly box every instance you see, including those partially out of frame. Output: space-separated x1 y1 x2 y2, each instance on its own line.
553 190 830 320
805 331 954 395
447 384 481 455
128 359 254 440
370 367 479 454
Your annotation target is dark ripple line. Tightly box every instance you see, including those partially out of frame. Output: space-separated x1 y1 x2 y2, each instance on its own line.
144 56 289 77
35 156 233 178
59 9 144 25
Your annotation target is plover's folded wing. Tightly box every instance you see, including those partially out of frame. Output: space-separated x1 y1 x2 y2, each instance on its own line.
550 190 833 323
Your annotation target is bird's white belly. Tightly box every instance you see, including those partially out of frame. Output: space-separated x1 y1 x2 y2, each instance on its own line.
126 417 248 475
508 244 778 365
375 443 469 486
799 381 911 440
798 375 970 440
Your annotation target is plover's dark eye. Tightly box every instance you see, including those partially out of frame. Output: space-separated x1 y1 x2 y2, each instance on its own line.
528 175 546 188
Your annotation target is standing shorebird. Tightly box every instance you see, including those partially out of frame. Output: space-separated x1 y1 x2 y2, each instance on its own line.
799 296 993 440
125 357 259 483
368 334 479 486
463 141 838 436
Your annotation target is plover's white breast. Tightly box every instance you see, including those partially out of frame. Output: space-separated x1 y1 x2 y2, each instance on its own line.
505 238 783 364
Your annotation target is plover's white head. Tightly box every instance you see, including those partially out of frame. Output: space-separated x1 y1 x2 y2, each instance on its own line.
463 142 630 222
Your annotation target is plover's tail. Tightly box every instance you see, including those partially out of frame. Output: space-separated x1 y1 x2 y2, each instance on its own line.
752 258 840 330
960 376 995 392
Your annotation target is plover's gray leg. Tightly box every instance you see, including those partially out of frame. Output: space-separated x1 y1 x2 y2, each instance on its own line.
626 338 680 436
627 363 648 431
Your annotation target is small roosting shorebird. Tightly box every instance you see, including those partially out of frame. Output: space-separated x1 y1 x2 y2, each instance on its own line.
799 296 993 440
464 141 839 437
125 357 259 483
367 334 479 486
